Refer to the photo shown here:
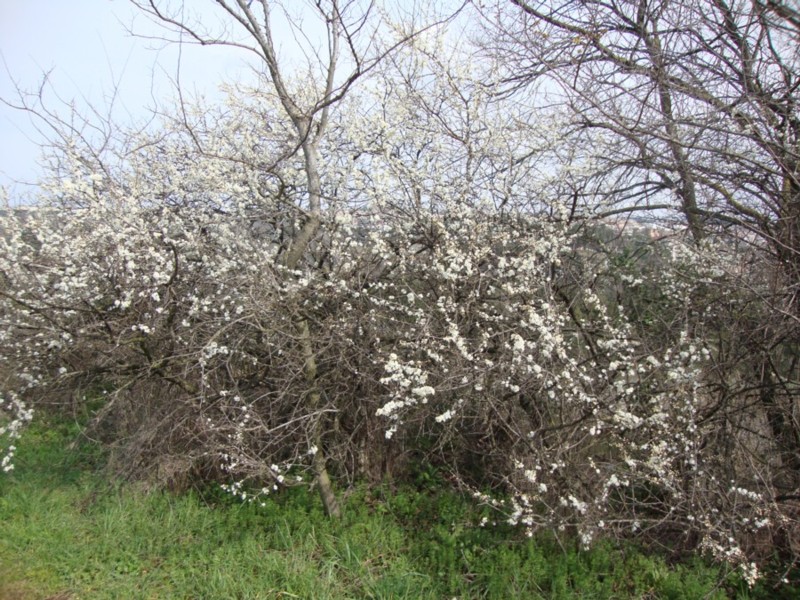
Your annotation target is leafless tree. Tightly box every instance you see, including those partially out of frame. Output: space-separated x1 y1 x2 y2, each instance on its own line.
479 0 800 559
483 0 799 261
122 0 468 516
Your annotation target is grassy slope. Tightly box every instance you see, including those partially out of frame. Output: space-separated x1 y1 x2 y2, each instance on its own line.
0 422 788 599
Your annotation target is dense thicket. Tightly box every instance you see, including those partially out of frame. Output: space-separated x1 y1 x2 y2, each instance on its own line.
1 0 798 584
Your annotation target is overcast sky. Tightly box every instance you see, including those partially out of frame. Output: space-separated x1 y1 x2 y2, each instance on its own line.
0 1 257 199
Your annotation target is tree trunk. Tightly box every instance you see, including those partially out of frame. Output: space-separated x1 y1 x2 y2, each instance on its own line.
296 317 341 517
639 1 705 243
284 136 341 518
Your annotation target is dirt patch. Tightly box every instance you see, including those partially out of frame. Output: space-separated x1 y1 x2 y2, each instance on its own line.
0 581 72 600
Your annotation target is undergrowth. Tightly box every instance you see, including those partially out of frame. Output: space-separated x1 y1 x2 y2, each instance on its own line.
0 421 795 599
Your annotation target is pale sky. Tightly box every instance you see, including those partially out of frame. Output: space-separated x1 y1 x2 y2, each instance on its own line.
0 1 458 200
0 0 256 199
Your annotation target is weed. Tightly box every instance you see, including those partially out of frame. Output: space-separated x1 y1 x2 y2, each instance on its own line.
1 422 792 599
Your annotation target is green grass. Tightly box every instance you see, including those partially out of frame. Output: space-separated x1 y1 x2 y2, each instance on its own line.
0 422 793 599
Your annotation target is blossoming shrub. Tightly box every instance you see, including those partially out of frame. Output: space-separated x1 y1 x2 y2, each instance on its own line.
1 65 797 583
368 213 796 579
